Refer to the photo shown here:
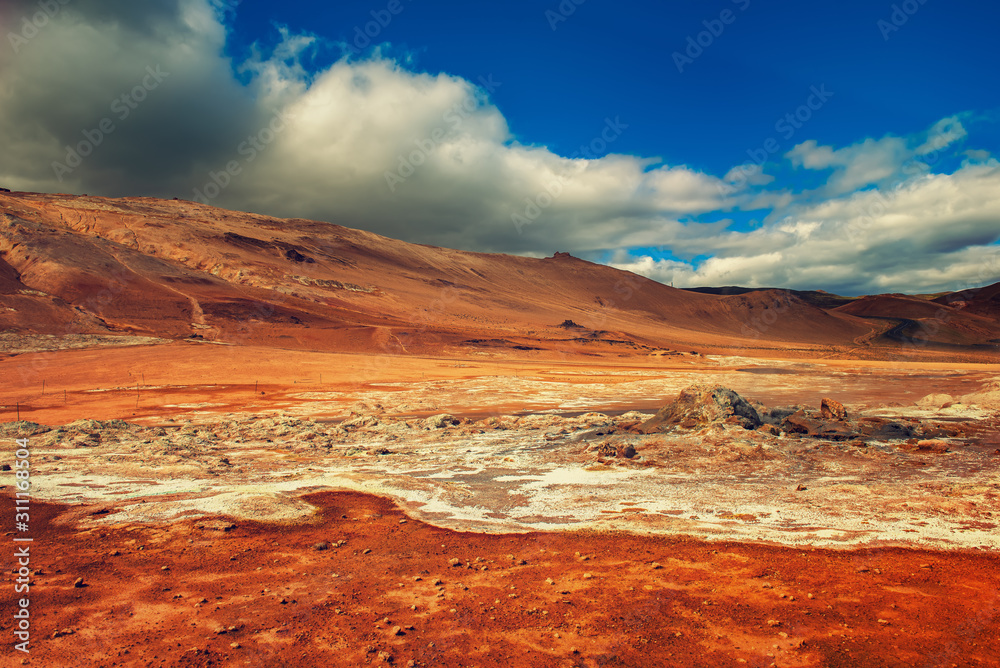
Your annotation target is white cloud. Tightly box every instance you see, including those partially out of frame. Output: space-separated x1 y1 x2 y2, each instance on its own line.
614 161 1000 295
0 0 996 296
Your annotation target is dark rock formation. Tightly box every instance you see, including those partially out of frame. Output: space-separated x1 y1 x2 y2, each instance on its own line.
637 385 762 433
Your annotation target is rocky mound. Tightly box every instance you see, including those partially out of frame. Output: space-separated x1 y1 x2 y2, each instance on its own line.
637 385 762 433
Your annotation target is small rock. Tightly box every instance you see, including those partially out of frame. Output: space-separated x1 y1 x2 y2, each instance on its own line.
73 577 85 588
766 619 782 627
313 541 330 551
392 626 404 636
878 618 891 625
230 642 241 649
651 562 663 569
363 548 371 555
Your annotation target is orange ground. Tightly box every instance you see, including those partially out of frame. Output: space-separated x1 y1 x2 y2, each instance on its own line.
4 342 997 426
2 491 998 667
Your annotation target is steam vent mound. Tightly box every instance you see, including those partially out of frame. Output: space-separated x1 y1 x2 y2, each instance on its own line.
638 384 762 432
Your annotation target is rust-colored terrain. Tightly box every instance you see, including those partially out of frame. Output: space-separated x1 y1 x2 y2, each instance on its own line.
1 191 999 666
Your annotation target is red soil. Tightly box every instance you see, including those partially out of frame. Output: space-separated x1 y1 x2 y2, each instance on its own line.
2 492 998 668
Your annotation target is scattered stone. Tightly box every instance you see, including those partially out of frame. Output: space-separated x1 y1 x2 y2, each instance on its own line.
766 619 782 627
73 577 85 588
313 541 330 551
392 626 404 636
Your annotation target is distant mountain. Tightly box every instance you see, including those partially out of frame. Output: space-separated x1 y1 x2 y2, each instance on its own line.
1 191 997 359
683 286 855 310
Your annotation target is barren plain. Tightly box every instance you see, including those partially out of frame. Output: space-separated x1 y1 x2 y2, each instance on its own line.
1 192 999 667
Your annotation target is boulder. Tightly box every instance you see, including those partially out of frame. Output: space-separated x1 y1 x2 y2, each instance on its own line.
637 385 761 433
424 414 460 429
820 398 848 421
857 418 915 440
916 393 955 409
781 411 856 440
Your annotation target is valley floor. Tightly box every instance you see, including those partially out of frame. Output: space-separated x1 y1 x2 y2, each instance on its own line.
1 342 998 666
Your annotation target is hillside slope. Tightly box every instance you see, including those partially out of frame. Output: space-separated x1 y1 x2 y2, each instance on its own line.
2 190 984 358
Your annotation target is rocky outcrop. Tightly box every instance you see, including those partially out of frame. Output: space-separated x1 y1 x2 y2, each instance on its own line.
820 398 848 421
637 385 762 433
781 411 856 440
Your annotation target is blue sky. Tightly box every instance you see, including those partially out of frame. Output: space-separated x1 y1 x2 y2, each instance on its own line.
227 0 999 177
1 0 999 294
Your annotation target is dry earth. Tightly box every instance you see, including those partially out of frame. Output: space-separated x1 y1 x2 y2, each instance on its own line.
2 344 999 666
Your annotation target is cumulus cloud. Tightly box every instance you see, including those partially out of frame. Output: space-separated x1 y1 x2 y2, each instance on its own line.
611 161 1000 295
0 0 727 255
0 0 997 295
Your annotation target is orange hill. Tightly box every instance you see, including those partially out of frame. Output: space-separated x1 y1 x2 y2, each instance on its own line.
1 190 997 359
